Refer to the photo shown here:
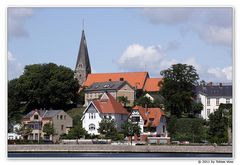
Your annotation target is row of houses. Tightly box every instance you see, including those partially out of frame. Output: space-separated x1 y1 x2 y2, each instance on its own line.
9 77 232 142
10 92 167 142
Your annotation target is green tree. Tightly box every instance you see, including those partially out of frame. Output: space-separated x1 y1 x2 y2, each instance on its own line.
67 124 87 140
190 102 203 117
98 119 118 139
169 118 205 143
117 96 130 107
122 121 141 145
134 96 154 108
43 122 55 140
166 115 178 139
8 63 79 122
208 103 232 144
160 63 199 117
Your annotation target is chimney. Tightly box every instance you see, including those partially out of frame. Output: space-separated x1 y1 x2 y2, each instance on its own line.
207 82 213 86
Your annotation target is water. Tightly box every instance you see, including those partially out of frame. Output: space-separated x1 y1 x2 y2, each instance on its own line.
8 152 232 158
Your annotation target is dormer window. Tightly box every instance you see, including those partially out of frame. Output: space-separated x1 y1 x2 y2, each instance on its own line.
120 77 124 81
34 115 39 120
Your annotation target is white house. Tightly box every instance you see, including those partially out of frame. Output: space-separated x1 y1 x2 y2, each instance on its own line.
81 92 129 135
129 105 168 139
196 83 232 119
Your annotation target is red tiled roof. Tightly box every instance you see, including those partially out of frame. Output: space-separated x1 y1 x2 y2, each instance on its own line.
132 105 164 127
93 93 129 115
83 72 149 90
143 78 162 92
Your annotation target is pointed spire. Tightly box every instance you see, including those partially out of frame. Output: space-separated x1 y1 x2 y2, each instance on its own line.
74 28 92 86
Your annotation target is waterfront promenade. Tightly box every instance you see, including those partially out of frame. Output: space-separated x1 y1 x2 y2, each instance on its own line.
8 144 232 153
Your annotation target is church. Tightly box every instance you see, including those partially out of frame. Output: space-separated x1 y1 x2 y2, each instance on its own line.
74 29 162 93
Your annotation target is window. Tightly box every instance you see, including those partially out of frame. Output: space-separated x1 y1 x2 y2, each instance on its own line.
120 77 124 81
121 114 123 120
57 115 59 120
89 113 95 119
64 115 66 120
60 115 63 120
207 98 210 106
34 123 40 130
34 115 39 120
226 98 230 104
89 124 95 131
163 125 165 133
132 116 140 122
61 125 64 131
216 98 219 106
35 133 38 140
207 109 210 116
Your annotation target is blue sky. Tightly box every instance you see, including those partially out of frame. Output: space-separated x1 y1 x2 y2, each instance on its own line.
8 7 233 82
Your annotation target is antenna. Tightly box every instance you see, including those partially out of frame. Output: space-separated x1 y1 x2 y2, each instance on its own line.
82 19 84 30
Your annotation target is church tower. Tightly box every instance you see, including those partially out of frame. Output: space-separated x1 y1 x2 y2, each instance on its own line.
74 30 91 86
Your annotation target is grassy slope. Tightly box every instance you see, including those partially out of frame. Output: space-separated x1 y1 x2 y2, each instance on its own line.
66 107 85 120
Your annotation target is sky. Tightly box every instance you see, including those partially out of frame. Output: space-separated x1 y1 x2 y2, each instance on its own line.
7 7 233 83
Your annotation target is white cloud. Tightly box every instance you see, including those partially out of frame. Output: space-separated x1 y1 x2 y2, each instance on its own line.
197 25 232 46
8 51 24 80
207 66 232 82
117 43 232 83
8 8 33 38
8 51 16 62
142 8 233 47
117 43 198 76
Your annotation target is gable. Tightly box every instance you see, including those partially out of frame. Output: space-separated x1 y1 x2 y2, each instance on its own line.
85 103 98 113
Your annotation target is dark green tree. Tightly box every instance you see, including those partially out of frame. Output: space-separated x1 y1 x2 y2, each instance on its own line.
8 63 79 122
160 63 199 117
169 117 205 142
134 96 154 108
98 119 117 139
66 124 87 140
190 102 203 117
166 115 178 139
208 103 232 144
117 96 130 107
43 122 55 140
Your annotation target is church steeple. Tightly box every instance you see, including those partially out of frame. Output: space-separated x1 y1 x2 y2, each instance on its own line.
74 30 91 86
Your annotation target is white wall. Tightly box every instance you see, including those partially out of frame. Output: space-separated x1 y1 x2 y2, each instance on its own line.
82 104 102 135
129 110 144 133
198 94 232 119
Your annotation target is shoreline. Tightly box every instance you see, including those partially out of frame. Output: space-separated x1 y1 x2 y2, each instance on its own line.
8 144 232 154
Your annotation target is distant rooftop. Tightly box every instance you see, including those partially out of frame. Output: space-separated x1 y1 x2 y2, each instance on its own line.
85 81 132 91
23 109 63 119
196 83 232 97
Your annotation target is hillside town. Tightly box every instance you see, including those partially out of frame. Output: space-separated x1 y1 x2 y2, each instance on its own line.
8 29 232 147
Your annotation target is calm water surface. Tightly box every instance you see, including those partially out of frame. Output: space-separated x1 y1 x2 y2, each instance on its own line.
8 152 232 158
